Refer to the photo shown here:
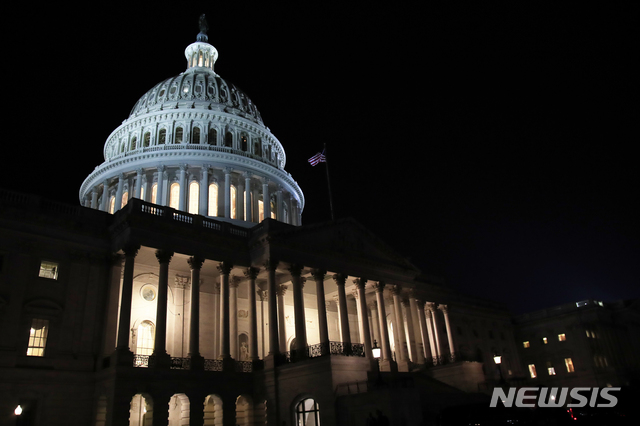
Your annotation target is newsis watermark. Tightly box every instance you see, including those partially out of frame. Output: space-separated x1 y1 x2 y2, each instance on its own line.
490 387 621 408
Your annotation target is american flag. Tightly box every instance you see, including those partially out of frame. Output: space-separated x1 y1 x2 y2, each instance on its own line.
308 150 326 166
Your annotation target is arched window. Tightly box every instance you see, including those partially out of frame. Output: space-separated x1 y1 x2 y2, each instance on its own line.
254 142 260 155
208 183 218 216
136 321 155 356
130 136 137 151
208 128 217 146
225 132 233 148
169 183 180 209
109 196 115 214
230 185 237 219
143 132 151 147
241 135 248 152
158 129 166 145
192 127 201 144
295 398 320 426
175 127 183 144
270 200 276 219
188 181 199 215
122 191 129 208
140 186 145 202
151 183 157 204
258 199 264 222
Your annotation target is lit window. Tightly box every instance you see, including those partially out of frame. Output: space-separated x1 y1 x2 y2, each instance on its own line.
136 321 155 357
271 200 276 219
27 318 49 356
208 183 218 216
151 183 157 204
542 337 548 344
528 364 537 378
38 261 58 280
258 200 264 221
231 185 237 219
547 362 556 376
565 358 574 373
586 330 591 338
140 186 145 202
558 333 566 341
121 191 128 208
188 181 199 215
109 196 115 214
523 341 530 348
169 183 180 209
295 398 320 426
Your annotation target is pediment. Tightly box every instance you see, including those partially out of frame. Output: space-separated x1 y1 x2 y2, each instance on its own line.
267 218 421 279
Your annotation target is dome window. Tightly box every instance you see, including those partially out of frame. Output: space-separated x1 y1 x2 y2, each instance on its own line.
208 128 217 146
158 129 166 145
130 136 137 151
192 128 200 144
182 85 190 94
143 132 151 147
241 136 248 152
225 132 233 148
175 127 183 144
159 88 166 97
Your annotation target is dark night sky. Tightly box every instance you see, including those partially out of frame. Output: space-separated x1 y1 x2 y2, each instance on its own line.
5 3 638 314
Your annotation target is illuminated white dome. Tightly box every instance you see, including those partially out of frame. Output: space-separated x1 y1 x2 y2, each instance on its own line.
80 15 304 227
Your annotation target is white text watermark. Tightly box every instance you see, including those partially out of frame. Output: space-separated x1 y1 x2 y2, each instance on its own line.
490 387 621 408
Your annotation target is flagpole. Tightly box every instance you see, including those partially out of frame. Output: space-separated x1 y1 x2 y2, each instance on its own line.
324 143 335 221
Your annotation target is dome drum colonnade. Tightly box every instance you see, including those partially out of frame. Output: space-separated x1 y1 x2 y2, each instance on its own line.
112 243 459 373
79 19 303 227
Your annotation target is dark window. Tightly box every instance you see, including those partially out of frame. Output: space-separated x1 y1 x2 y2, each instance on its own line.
192 128 200 144
208 128 217 145
225 132 233 147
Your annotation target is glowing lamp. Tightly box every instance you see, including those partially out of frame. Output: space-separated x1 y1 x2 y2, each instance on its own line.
493 354 502 365
15 405 23 416
372 340 381 359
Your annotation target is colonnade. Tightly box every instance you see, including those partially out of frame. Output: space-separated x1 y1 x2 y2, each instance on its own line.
85 164 302 226
112 247 456 370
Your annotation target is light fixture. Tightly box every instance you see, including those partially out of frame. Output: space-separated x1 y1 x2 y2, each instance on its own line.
493 354 502 365
372 340 381 359
15 405 23 416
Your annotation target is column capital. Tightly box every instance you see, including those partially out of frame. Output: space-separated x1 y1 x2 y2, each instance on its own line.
264 259 279 271
230 276 241 288
187 256 205 270
257 289 268 301
179 163 188 172
333 295 340 303
426 302 437 312
108 253 124 266
300 277 307 288
288 263 303 277
276 284 288 296
311 269 326 281
389 284 402 296
122 244 140 258
223 166 233 175
332 273 347 286
438 304 449 314
367 300 377 310
244 267 259 280
217 261 233 275
174 274 190 289
155 249 173 264
353 277 368 289
413 298 426 308
401 298 411 307
352 287 360 299
370 281 386 292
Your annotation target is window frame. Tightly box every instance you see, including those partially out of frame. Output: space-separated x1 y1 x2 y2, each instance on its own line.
38 260 59 280
295 397 320 426
26 318 50 357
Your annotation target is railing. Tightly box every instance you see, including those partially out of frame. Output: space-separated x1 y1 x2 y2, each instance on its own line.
170 357 191 370
281 341 366 365
235 361 253 372
133 356 251 372
133 354 149 368
204 359 223 371
423 351 481 367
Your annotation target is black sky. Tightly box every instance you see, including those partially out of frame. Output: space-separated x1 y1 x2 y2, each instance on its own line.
5 3 638 314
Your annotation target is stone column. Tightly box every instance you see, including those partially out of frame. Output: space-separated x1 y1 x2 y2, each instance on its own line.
312 269 329 349
114 173 124 212
371 281 394 371
402 298 418 363
257 285 268 358
409 297 426 364
262 177 271 219
199 165 209 216
277 284 288 353
426 303 441 363
439 304 456 362
156 165 165 206
100 179 109 211
224 167 231 218
217 262 233 360
354 278 372 358
415 299 431 362
212 282 220 359
390 286 409 363
178 164 187 211
244 172 252 222
91 188 98 209
115 245 138 365
289 264 307 355
265 260 279 357
237 180 244 221
135 168 143 199
245 267 260 361
276 186 284 221
188 256 204 369
369 301 381 347
333 273 351 348
152 249 173 368
230 276 240 359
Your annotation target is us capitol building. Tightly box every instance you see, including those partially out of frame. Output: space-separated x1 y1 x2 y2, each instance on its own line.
2 15 637 426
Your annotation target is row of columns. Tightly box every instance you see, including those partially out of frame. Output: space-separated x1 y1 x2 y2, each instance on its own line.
86 165 302 226
114 249 455 370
